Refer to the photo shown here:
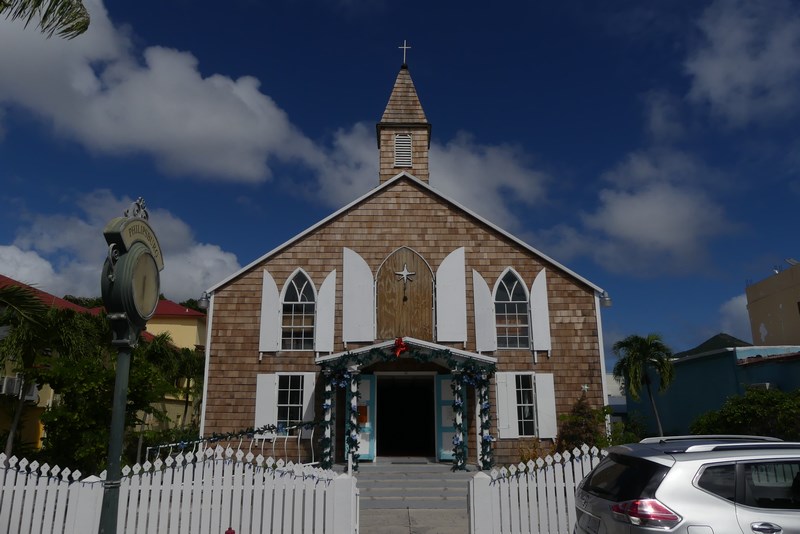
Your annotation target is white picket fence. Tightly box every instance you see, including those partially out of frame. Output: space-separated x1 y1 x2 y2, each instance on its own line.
0 446 358 534
468 445 606 534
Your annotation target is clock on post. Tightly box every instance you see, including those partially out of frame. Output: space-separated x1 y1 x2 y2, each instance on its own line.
101 198 164 342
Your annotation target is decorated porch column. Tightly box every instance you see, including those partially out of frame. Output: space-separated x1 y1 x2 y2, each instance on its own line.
320 371 334 469
451 371 467 471
478 375 493 470
346 370 361 473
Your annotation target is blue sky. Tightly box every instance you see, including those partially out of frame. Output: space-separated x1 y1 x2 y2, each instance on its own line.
1 0 798 358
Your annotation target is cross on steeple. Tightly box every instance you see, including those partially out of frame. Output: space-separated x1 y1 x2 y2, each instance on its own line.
399 40 411 65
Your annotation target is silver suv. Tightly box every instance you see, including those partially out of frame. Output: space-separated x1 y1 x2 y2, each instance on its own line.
574 436 800 534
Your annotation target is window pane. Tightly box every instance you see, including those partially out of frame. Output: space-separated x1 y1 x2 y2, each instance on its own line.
282 274 316 351
495 276 529 349
743 462 800 509
697 464 735 501
276 374 306 432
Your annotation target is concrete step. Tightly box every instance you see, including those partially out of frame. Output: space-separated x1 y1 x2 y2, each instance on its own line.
352 458 474 510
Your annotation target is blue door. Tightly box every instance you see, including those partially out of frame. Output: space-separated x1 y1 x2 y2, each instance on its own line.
355 375 376 460
435 375 466 461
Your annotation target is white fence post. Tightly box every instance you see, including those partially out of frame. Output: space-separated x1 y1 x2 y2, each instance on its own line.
331 473 358 534
469 471 494 534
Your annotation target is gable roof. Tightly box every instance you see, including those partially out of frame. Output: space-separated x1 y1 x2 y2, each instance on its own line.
675 332 752 359
152 299 206 319
0 274 92 313
208 172 606 295
315 336 497 366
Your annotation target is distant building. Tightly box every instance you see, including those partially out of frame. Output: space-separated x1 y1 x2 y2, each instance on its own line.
626 333 800 436
146 299 207 429
746 260 800 345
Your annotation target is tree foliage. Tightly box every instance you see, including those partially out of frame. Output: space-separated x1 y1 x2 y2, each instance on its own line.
556 393 610 451
0 0 90 39
612 333 674 436
62 295 104 309
0 284 200 474
33 325 188 474
690 388 800 441
554 393 644 452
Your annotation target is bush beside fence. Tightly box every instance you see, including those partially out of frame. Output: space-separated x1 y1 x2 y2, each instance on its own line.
469 445 605 534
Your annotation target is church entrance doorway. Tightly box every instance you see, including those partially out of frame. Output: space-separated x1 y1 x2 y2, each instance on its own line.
376 375 435 457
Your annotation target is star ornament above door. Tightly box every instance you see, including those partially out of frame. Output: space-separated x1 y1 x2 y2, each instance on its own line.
395 263 415 283
395 263 415 302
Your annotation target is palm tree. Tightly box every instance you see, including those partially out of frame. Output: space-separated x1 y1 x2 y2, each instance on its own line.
612 333 675 437
0 0 90 39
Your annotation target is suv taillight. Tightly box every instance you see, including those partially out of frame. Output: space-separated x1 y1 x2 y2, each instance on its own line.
611 499 681 528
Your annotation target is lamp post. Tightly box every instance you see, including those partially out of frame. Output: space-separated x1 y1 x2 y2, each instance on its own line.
98 198 163 534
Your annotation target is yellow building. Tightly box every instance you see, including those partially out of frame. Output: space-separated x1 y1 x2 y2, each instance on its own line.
0 274 93 451
144 299 207 430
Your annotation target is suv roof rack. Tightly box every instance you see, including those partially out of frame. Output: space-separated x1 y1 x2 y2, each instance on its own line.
684 442 800 452
639 435 782 444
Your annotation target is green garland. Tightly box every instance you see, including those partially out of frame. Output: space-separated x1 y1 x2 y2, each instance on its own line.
451 377 467 470
319 341 496 471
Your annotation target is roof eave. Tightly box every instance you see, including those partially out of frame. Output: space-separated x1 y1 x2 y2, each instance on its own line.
207 172 605 295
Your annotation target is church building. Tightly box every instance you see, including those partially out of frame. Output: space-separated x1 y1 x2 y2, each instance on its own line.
199 63 610 468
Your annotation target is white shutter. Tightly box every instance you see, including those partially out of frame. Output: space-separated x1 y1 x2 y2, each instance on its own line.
473 270 497 352
315 270 336 353
530 269 552 351
259 270 281 353
301 372 317 438
436 247 467 342
535 373 557 439
254 373 277 437
343 248 374 342
495 372 519 439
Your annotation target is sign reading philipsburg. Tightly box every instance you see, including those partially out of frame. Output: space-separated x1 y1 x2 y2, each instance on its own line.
123 220 163 267
102 199 164 270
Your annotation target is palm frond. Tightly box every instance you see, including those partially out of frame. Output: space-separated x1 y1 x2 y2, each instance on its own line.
0 285 47 326
0 0 90 39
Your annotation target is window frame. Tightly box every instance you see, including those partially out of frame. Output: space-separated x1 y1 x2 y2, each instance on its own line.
280 269 316 351
495 371 557 440
493 269 531 350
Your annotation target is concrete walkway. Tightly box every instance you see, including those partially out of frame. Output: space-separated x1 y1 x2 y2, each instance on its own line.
360 508 469 533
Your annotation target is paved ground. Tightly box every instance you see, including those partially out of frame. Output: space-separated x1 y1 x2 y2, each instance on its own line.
360 508 469 533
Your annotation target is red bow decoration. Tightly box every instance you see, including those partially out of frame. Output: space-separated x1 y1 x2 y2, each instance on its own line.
393 337 408 357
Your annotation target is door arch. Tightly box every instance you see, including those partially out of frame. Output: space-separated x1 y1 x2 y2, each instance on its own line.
376 247 433 340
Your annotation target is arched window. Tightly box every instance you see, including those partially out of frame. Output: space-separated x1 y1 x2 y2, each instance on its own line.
282 271 315 350
494 270 529 349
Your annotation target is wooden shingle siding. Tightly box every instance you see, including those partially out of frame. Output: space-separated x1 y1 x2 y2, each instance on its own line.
203 179 604 465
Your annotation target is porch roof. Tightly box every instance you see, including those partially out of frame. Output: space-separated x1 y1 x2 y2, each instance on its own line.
315 337 497 366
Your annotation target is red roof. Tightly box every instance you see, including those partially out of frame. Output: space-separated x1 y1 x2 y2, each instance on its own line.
152 299 206 318
0 274 92 313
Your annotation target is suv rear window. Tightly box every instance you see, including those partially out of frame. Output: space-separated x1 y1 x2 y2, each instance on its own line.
582 453 669 502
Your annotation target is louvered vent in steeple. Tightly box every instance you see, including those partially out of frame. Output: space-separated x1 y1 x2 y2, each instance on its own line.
394 134 412 167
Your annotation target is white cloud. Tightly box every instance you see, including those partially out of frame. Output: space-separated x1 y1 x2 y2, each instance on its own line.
310 122 380 205
311 127 550 232
537 149 734 275
430 134 549 231
719 294 752 343
0 0 318 182
1 190 240 301
642 91 684 142
685 0 800 126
